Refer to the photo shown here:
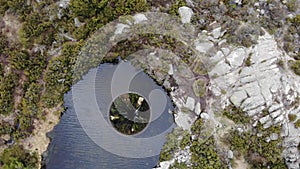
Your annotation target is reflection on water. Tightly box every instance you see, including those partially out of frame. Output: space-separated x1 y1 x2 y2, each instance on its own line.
45 63 175 169
109 93 150 135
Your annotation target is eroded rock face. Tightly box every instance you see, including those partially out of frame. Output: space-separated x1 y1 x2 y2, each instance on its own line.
209 31 300 129
208 31 300 168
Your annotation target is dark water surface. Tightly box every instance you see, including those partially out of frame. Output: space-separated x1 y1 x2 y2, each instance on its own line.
45 63 175 169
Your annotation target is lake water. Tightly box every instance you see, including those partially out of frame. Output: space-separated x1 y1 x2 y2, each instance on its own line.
44 62 175 169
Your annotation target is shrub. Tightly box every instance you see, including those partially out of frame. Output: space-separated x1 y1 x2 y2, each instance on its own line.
223 105 250 124
160 128 181 161
0 33 7 54
286 0 298 12
9 50 30 70
288 114 297 122
0 72 17 115
290 60 300 75
168 0 186 16
0 145 38 168
169 160 188 169
180 130 191 149
295 119 300 128
191 118 204 136
190 137 225 169
226 124 286 169
245 55 252 66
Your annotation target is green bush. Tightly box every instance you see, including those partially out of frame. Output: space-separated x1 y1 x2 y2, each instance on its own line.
0 63 3 76
190 137 225 169
288 114 297 122
226 124 287 169
290 60 300 75
191 118 204 136
9 50 30 70
295 119 300 128
245 55 252 66
42 43 79 108
0 122 11 135
228 130 251 155
223 105 250 124
6 0 32 20
168 0 186 16
0 0 8 16
286 0 298 12
20 12 55 46
24 51 47 83
14 83 43 138
68 0 149 41
180 130 191 149
0 33 7 54
0 145 38 169
169 160 188 169
0 72 17 115
160 128 181 161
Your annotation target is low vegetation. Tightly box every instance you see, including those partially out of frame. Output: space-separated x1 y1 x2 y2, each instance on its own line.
223 104 251 124
290 60 300 76
169 160 188 169
160 118 226 168
190 136 225 169
245 55 252 66
288 114 297 122
294 119 300 128
0 70 17 115
223 107 287 169
160 128 182 161
0 145 38 169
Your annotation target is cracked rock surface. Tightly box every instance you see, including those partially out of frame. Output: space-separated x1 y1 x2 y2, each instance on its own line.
208 31 300 168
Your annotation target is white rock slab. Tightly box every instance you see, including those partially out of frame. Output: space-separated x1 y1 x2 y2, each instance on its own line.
168 64 174 75
115 23 130 35
178 6 193 24
185 97 195 111
175 111 195 130
133 14 148 24
212 27 222 39
230 90 248 107
259 115 271 124
195 41 214 53
195 102 201 115
227 48 246 68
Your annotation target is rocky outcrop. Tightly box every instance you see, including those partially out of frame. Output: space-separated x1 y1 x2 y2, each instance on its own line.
178 6 193 24
209 30 300 129
208 30 300 168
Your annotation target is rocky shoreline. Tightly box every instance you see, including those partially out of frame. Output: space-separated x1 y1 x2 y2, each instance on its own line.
20 105 63 169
